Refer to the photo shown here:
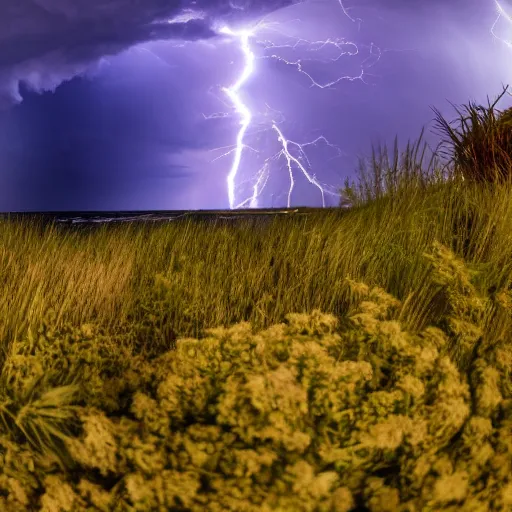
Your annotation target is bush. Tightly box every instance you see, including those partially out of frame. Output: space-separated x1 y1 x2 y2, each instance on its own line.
0 243 511 511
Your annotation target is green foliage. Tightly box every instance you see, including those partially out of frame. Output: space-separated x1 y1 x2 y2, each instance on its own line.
0 244 510 510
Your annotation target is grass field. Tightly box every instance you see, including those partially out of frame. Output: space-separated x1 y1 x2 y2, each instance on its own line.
1 178 511 345
1 94 512 510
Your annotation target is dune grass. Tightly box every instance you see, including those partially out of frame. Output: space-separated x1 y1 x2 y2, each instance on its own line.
339 126 451 208
432 86 512 183
1 176 511 357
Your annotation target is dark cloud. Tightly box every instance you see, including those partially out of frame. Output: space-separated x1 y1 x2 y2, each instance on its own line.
0 0 299 107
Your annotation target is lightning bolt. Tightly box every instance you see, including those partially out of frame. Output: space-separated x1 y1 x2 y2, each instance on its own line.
337 0 363 28
272 123 326 207
208 1 381 209
492 0 512 47
218 26 255 209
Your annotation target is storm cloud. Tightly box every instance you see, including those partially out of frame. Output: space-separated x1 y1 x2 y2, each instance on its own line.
0 0 299 107
1 0 511 211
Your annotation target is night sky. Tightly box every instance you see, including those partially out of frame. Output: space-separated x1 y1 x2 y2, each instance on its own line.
0 0 512 211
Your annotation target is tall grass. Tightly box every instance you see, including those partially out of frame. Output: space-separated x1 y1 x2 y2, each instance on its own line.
339 127 452 208
1 176 511 361
432 85 512 183
0 90 511 366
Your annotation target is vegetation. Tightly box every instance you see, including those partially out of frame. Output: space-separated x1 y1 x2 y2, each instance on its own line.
433 86 512 184
339 126 451 208
0 90 512 510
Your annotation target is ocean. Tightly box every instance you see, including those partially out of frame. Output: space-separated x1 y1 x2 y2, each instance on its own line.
0 208 331 226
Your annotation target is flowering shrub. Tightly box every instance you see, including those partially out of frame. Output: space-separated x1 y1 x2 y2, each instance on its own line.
0 243 510 511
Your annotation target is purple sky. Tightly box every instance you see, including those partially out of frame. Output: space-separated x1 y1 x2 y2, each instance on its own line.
0 0 511 211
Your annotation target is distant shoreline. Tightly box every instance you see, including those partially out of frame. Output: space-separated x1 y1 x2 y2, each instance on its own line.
0 207 339 225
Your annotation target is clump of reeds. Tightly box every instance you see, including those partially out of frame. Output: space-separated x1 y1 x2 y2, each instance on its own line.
339 127 451 209
432 85 512 183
